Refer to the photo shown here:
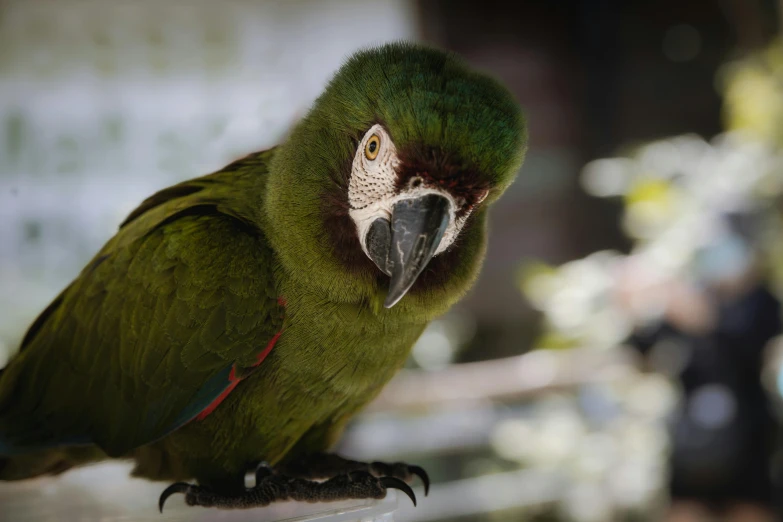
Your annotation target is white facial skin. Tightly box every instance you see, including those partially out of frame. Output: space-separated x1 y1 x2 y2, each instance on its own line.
348 124 482 259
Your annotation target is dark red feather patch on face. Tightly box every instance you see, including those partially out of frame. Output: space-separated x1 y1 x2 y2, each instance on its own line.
394 147 491 219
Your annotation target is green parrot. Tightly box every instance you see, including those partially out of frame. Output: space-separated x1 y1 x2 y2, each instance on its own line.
0 42 526 510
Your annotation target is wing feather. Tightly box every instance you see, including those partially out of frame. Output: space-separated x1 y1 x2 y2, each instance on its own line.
0 151 284 457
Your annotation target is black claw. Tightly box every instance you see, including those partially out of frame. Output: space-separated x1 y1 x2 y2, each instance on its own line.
381 476 417 507
158 482 191 513
255 462 273 485
408 465 430 496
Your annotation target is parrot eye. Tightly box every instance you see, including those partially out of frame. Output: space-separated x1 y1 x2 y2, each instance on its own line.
365 134 381 160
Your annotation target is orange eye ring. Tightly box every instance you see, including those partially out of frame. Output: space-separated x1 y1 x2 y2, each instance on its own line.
365 134 381 160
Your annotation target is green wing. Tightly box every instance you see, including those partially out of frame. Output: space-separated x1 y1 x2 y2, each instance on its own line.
0 151 285 457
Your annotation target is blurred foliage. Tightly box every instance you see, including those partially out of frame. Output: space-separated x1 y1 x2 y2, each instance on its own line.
523 130 783 350
722 38 783 146
721 38 783 299
512 35 783 522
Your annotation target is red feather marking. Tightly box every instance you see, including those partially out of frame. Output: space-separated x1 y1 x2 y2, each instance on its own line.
277 296 287 307
195 332 282 421
196 367 240 421
254 332 281 367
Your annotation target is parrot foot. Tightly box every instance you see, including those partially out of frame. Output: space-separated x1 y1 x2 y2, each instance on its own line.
368 461 430 496
158 463 416 511
277 452 430 496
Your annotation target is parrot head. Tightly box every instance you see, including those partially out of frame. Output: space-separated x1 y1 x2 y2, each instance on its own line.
267 42 527 315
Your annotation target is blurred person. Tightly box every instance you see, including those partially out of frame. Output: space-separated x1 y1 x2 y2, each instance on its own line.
627 217 782 522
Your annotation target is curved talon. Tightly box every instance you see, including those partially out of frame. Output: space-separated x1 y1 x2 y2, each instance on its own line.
255 462 273 485
408 465 430 496
380 476 417 507
158 482 192 513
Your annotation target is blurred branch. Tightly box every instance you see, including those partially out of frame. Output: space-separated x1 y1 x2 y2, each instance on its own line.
343 402 499 459
398 468 565 522
367 348 635 414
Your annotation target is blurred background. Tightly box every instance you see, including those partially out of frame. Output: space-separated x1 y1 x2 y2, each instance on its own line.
2 0 783 520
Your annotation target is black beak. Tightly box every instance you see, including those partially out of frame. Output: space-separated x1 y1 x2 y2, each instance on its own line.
365 194 451 308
